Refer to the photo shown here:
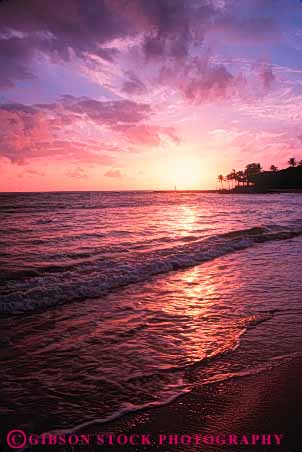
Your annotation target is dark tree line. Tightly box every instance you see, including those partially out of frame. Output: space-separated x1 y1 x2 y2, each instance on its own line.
217 157 302 189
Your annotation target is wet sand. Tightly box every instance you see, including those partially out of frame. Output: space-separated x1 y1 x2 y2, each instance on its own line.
22 355 302 452
18 275 302 452
79 356 302 452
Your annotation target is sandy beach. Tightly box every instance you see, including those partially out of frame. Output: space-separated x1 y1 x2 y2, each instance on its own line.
77 350 302 452
20 355 302 452
18 310 302 452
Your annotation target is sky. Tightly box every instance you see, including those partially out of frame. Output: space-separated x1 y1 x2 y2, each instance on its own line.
1 0 302 191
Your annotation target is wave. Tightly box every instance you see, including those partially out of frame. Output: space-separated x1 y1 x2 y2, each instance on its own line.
23 349 302 447
15 309 287 450
1 223 302 315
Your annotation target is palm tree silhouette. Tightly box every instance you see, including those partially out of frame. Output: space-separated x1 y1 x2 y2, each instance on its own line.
236 170 244 187
226 173 233 190
244 163 262 186
288 157 297 167
225 169 237 189
231 169 237 187
217 174 224 189
270 164 278 172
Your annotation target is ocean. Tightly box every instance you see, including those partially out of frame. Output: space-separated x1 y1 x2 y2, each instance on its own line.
1 191 302 434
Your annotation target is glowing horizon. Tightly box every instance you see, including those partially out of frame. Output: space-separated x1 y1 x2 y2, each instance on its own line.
1 0 302 192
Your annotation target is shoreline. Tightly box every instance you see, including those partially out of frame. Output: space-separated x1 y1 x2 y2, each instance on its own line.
73 303 302 452
218 188 302 194
76 355 302 451
22 355 302 452
21 300 302 452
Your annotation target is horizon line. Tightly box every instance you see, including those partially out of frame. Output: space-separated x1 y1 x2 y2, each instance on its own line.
0 188 217 194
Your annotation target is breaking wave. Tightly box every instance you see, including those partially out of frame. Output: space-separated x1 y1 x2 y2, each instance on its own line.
1 223 302 315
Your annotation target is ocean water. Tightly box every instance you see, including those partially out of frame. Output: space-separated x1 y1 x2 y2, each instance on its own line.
1 191 302 433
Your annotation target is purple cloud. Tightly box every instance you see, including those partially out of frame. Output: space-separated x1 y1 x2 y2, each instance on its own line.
122 72 147 95
211 15 280 44
158 57 237 104
61 96 151 125
258 64 276 91
0 0 283 92
183 64 234 103
0 0 200 87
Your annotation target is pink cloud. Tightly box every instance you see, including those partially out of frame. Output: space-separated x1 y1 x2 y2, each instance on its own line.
65 166 88 179
0 96 160 164
114 124 179 146
104 169 123 178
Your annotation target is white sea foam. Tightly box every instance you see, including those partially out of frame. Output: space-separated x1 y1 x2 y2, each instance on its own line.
1 223 302 314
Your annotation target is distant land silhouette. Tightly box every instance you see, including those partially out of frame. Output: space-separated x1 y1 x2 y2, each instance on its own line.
218 158 302 193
